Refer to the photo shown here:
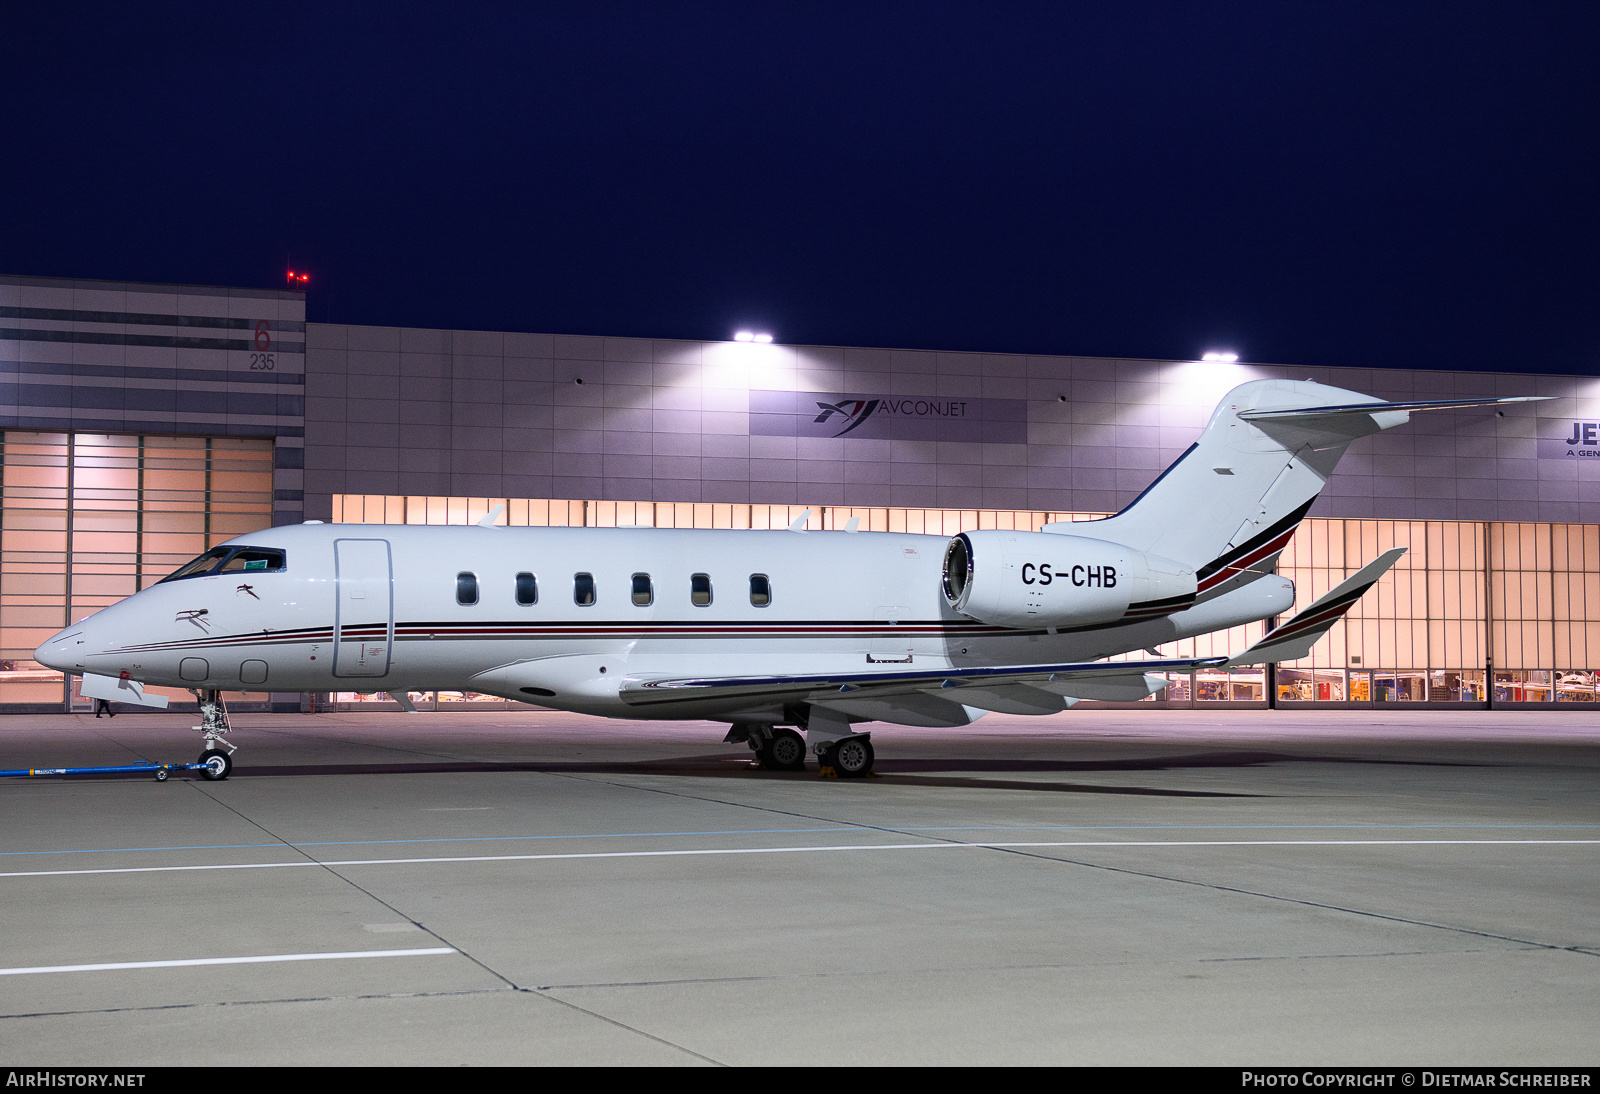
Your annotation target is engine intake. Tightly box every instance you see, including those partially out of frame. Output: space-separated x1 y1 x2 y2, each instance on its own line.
941 530 1196 629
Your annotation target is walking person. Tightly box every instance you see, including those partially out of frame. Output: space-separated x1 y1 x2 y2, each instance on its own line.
94 697 115 718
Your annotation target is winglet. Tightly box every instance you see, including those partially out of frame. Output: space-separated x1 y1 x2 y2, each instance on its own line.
1224 547 1407 667
786 508 812 532
476 504 505 528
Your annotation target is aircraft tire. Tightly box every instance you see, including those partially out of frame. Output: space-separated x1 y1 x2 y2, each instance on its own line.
198 749 232 781
831 736 875 778
766 728 807 771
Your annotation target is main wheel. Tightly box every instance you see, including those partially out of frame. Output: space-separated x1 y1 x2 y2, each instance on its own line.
198 748 232 781
766 728 807 771
832 736 875 778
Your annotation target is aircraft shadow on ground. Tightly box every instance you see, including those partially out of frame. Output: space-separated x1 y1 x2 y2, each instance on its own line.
50 749 1486 798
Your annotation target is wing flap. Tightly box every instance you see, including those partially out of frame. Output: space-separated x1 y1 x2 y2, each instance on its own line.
813 692 984 727
921 682 1075 715
1035 671 1169 702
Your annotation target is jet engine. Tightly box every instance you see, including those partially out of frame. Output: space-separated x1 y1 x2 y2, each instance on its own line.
941 530 1197 629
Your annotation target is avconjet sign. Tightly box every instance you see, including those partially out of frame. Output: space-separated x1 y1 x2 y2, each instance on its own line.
749 389 1028 444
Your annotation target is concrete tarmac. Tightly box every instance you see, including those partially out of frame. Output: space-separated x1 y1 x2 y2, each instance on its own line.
0 707 1595 1066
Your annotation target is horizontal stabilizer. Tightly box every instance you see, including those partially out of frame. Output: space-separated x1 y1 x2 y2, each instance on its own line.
1238 396 1548 423
1224 548 1407 667
80 672 170 709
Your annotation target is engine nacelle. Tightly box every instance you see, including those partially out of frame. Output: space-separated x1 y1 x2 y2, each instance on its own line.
941 530 1196 629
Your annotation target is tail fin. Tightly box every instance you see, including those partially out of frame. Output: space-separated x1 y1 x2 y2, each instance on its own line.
1051 379 1535 596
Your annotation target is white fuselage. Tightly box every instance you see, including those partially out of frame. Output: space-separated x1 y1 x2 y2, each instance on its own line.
37 521 1292 722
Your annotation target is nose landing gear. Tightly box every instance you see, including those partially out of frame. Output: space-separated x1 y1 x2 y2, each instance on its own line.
191 690 236 780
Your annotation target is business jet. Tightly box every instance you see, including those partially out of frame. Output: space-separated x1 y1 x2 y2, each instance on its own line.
35 379 1541 781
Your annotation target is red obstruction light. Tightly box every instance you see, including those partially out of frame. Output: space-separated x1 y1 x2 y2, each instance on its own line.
286 270 310 285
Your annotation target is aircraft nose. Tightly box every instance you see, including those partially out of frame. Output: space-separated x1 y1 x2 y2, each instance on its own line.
35 628 85 673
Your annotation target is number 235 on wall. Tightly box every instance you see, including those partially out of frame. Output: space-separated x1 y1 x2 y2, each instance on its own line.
251 319 274 369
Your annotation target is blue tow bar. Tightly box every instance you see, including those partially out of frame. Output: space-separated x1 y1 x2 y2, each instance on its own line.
0 759 223 782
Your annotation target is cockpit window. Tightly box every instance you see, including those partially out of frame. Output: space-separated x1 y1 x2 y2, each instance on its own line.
159 546 286 583
161 548 230 582
218 548 287 574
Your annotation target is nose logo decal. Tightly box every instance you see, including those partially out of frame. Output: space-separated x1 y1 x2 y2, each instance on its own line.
176 608 210 631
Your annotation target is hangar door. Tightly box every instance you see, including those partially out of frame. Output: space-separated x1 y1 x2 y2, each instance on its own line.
334 538 393 678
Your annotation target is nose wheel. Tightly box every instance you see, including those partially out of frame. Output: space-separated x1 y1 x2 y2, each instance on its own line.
198 748 232 780
191 690 236 780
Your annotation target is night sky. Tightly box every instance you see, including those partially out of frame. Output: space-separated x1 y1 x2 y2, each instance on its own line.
4 2 1597 374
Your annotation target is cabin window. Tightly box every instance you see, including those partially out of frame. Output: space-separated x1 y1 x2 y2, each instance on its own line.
749 573 771 607
515 572 537 606
690 573 712 607
631 573 654 607
456 572 479 606
574 573 596 606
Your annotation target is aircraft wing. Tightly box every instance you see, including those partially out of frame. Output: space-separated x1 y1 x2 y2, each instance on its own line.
618 548 1406 724
620 655 1221 725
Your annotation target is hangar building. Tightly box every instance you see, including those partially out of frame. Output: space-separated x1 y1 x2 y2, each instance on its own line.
4 272 1597 712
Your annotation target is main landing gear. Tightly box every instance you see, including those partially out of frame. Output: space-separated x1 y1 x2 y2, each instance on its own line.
725 724 808 771
723 722 876 778
816 734 875 779
191 689 236 780
802 705 875 779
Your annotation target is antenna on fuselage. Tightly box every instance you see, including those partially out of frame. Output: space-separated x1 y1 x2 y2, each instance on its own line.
786 509 812 532
476 504 505 529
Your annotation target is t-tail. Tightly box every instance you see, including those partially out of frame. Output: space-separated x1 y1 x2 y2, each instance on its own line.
1050 379 1544 599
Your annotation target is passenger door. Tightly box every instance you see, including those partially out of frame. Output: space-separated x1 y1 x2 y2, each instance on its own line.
334 538 393 678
